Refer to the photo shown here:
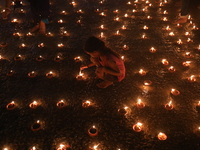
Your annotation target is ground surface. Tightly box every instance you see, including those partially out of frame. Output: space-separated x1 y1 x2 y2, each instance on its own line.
0 0 200 150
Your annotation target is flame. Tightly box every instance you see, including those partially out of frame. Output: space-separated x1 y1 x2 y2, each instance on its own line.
37 120 40 123
168 101 172 106
137 99 141 104
32 146 36 150
49 71 53 74
136 122 142 127
33 101 37 104
93 144 100 150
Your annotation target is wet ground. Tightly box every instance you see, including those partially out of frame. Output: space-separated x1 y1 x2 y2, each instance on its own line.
0 0 200 150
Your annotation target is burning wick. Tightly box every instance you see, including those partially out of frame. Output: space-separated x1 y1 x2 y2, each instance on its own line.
182 61 191 67
28 71 36 78
163 17 168 21
127 1 131 5
29 101 39 109
144 80 152 86
158 132 167 140
165 25 171 31
121 25 126 30
163 10 168 14
118 106 130 115
36 55 43 61
136 99 145 109
141 34 147 39
143 25 148 30
177 39 183 45
46 71 54 78
74 56 82 62
197 101 200 107
168 66 175 73
100 12 105 16
62 31 68 36
122 45 129 50
46 32 53 37
58 19 63 23
27 32 32 36
139 69 146 76
162 59 169 65
169 32 175 36
177 23 182 27
121 56 125 61
11 18 18 22
115 30 120 35
165 101 173 110
31 120 42 131
13 32 20 37
6 101 16 110
185 32 190 36
114 17 119 21
188 75 196 82
192 25 199 30
100 25 104 29
187 38 193 43
113 9 119 13
82 100 92 107
19 43 26 49
76 70 85 80
147 16 152 19
57 100 66 108
54 56 61 62
88 125 98 136
58 43 64 48
77 9 83 13
38 43 44 48
30 146 37 150
6 70 14 76
149 47 156 53
133 122 143 132
132 9 137 13
61 10 67 15
14 55 22 61
171 88 180 96
185 52 192 58
124 13 128 17
99 32 104 38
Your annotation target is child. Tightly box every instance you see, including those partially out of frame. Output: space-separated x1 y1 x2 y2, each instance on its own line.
81 36 125 88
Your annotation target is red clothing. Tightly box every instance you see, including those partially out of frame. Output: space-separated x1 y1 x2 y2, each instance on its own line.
99 54 125 82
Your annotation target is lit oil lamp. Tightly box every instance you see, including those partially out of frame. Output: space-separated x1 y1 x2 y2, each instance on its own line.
100 12 105 16
142 8 146 12
46 71 54 78
28 71 36 78
11 18 18 23
162 17 168 21
95 9 99 12
171 88 180 96
19 43 26 49
122 45 129 50
188 15 191 20
58 19 63 23
188 75 196 82
163 10 168 14
165 101 173 110
31 120 43 131
139 69 146 76
91 144 100 150
121 25 126 30
177 39 183 45
169 32 175 36
189 21 193 25
57 144 70 150
77 19 81 24
165 25 171 31
147 15 152 19
99 32 104 38
149 47 156 53
113 9 119 13
88 125 98 136
145 0 150 4
197 101 200 107
115 30 120 35
36 55 43 61
6 70 14 76
114 17 119 21
168 66 175 73
149 3 152 6
74 56 82 62
121 56 125 61
133 122 143 132
124 13 128 17
6 101 17 110
20 9 25 13
134 0 138 3
54 55 61 62
144 80 152 86
57 100 66 108
29 101 39 109
141 34 147 39
77 9 83 13
76 70 85 80
143 25 148 30
62 31 68 36
187 38 193 43
118 106 131 115
162 59 169 65
132 9 137 13
46 32 53 37
61 10 67 15
192 25 199 30
159 2 163 7
176 23 182 27
58 43 64 48
157 132 167 140
30 146 37 150
100 25 104 29
182 61 191 67
38 43 44 48
136 99 145 108
13 32 20 37
185 32 190 36
14 54 22 61
185 52 192 58
71 1 76 6
127 1 131 5
0 55 2 60
82 100 92 107
27 32 33 36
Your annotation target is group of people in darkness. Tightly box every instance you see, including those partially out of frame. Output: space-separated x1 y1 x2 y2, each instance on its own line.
0 0 200 88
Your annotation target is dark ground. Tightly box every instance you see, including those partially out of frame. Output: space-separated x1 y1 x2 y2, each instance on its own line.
0 0 200 150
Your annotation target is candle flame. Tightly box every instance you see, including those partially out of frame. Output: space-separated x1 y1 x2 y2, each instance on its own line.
137 99 141 104
168 101 172 106
136 122 142 127
37 120 40 123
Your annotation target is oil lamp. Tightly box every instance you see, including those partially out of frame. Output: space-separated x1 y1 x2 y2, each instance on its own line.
195 127 200 137
74 56 82 62
122 45 129 50
147 15 152 19
57 144 69 150
115 30 120 35
182 61 191 67
6 101 17 110
134 0 138 3
162 17 168 21
0 55 3 60
162 59 169 65
169 32 175 36
165 101 173 110
19 43 26 49
14 54 22 61
187 38 193 43
46 71 54 78
136 99 145 108
100 12 105 16
99 32 104 38
197 45 200 51
38 43 44 48
77 9 83 13
132 9 137 13
185 52 192 58
144 80 152 86
57 100 66 108
54 55 61 62
29 101 39 109
192 25 199 30
100 25 104 29
185 32 190 36
0 42 8 47
113 9 119 13
71 1 76 6
58 19 63 23
13 32 20 37
197 101 200 107
88 125 98 136
127 1 131 5
177 39 182 44
46 32 53 37
141 34 147 39
171 88 180 96
124 13 128 17
188 75 196 82
121 25 126 30
62 31 68 36
36 55 43 61
165 25 171 31
149 47 156 53
11 18 18 22
28 71 36 78
133 122 143 132
163 10 168 14
76 71 85 80
114 17 119 21
157 132 167 140
31 120 42 131
61 10 67 15
168 66 175 73
121 56 125 61
30 146 37 150
143 25 148 30
58 43 64 48
27 32 33 36
176 23 182 27
118 106 131 115
6 70 14 76
20 9 25 13
139 69 146 75
77 19 81 24
82 100 92 107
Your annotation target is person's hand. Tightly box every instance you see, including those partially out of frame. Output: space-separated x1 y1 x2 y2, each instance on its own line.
80 65 88 70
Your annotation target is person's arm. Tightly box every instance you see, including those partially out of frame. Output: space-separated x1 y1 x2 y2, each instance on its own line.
80 63 96 70
102 60 122 76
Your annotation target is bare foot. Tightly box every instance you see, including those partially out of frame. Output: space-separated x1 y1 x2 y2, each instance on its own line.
96 80 113 88
172 17 187 24
30 24 40 33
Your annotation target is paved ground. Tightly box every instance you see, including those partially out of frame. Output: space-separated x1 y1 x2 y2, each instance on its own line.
0 0 200 150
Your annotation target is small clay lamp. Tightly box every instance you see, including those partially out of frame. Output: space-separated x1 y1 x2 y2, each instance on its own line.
177 39 182 44
122 45 129 50
14 55 22 61
46 71 54 78
0 55 3 60
36 55 43 61
54 56 61 62
19 43 26 49
57 144 70 150
31 120 42 131
139 69 146 76
136 99 145 109
171 89 180 96
144 80 152 86
29 101 39 109
185 52 192 58
6 70 14 76
61 10 67 15
164 101 173 110
26 32 33 37
82 100 91 108
162 59 169 65
168 66 175 73
76 71 85 81
133 122 143 132
46 32 53 37
182 61 191 67
74 56 82 62
118 107 130 115
57 100 66 108
62 31 68 36
13 32 20 37
58 43 64 48
157 132 167 140
6 101 17 110
149 47 156 53
38 43 44 48
187 75 196 82
88 126 98 136
0 42 8 47
28 71 36 78
30 146 37 150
